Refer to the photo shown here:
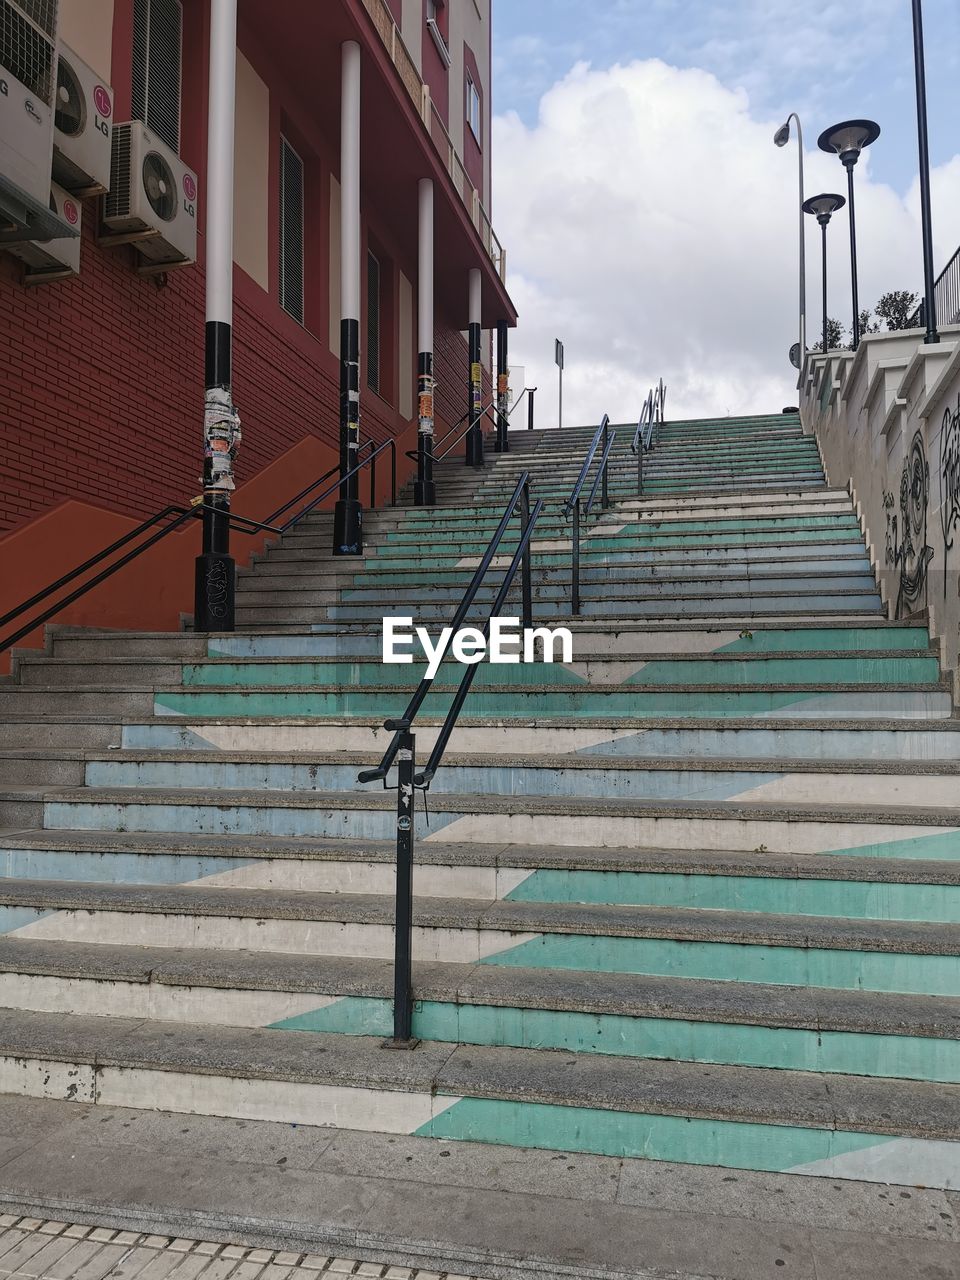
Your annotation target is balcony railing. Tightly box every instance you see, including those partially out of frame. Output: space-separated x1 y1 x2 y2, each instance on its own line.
359 0 506 281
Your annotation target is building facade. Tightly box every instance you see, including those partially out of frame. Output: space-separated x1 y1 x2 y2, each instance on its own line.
0 0 515 662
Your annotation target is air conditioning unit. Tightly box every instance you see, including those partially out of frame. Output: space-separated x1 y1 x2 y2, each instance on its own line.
53 43 113 195
0 0 74 241
102 122 197 270
4 182 80 282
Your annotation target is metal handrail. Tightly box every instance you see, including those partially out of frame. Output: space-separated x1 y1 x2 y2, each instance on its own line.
356 470 542 1045
584 429 618 517
562 413 615 616
631 379 667 497
912 243 960 329
358 470 537 788
0 438 397 657
562 414 610 519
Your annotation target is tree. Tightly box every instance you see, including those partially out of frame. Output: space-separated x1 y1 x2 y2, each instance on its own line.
812 318 844 352
874 290 920 331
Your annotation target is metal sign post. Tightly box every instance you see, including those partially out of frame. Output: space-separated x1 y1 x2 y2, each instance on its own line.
555 338 564 429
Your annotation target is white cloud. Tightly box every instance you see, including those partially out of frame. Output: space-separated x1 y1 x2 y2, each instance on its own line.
493 58 960 425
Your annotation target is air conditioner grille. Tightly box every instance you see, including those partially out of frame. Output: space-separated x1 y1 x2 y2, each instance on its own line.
10 0 56 39
1 0 56 103
132 0 181 154
105 123 132 219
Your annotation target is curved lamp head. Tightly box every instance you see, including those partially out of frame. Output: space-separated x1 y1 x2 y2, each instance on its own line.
803 192 846 225
773 120 791 147
818 119 880 167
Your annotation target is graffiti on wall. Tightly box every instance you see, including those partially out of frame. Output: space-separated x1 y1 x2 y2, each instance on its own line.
941 395 960 595
886 430 934 619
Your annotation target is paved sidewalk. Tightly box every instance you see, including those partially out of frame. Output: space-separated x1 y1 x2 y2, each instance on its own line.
0 1096 957 1280
0 1218 474 1280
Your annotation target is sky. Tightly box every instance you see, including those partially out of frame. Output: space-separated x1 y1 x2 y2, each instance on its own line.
490 0 960 423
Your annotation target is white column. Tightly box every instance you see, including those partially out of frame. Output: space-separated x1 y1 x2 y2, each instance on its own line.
205 0 237 331
340 41 362 326
334 40 363 554
414 178 436 504
418 178 434 353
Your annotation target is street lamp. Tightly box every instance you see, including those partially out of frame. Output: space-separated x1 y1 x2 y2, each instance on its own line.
774 113 806 370
912 0 939 344
803 194 846 354
818 119 880 350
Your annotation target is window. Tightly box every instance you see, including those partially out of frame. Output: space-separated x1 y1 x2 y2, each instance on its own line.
466 74 481 144
367 250 381 396
426 0 451 67
279 136 304 324
132 0 182 152
427 0 448 38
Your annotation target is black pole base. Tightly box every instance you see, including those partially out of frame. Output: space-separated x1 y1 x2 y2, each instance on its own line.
413 479 437 506
466 429 484 468
194 553 236 632
333 498 364 556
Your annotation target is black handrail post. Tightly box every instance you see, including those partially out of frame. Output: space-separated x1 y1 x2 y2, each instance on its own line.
528 387 535 431
370 448 377 509
519 480 533 630
391 441 397 506
601 417 609 510
571 500 581 615
392 727 417 1046
466 271 484 468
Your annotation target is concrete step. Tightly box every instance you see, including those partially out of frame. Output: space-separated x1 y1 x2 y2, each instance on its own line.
5 825 960 891
149 681 947 721
75 750 960 810
1 1007 957 1186
115 715 960 762
1 940 958 1082
242 553 874 583
24 783 960 856
4 874 960 986
11 649 937 692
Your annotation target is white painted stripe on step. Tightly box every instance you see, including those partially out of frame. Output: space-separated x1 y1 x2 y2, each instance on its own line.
90 1063 463 1133
0 1056 97 1102
735 775 960 806
8 913 540 962
186 861 506 899
788 1137 960 1189
423 814 960 855
0 974 329 1027
138 723 645 756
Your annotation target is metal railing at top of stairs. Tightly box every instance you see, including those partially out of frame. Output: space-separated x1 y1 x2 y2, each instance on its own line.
356 471 544 1045
631 378 666 498
562 413 617 615
413 386 540 472
0 437 397 658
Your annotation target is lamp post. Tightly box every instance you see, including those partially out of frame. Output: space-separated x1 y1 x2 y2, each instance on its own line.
774 113 806 370
803 194 846 354
818 119 880 350
912 0 939 344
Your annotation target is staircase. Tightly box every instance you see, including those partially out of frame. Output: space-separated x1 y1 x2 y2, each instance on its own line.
2 411 959 1192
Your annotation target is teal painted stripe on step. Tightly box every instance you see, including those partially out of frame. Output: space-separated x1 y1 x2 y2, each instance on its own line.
504 869 960 923
626 657 937 686
483 935 960 996
823 830 960 861
180 657 935 690
417 1097 886 1175
271 996 960 1083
